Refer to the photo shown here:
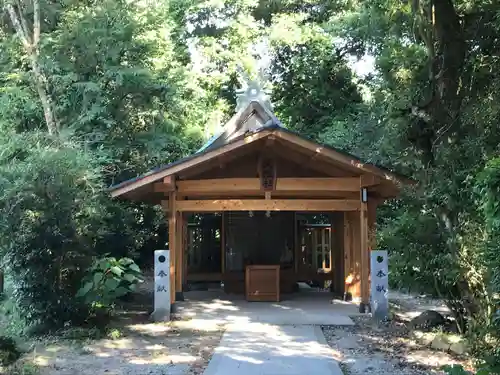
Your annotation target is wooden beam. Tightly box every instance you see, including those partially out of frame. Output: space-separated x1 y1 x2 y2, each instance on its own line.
177 177 361 195
153 176 175 193
177 199 359 212
178 191 361 199
276 178 359 192
178 178 261 194
361 175 380 187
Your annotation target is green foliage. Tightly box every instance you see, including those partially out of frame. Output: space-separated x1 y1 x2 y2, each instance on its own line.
270 36 364 140
77 256 143 309
0 336 21 366
0 0 207 333
1 1 500 373
107 328 122 340
4 362 40 375
0 133 108 330
442 364 492 375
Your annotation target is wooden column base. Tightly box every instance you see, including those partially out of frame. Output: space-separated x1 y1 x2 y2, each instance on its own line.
358 302 371 313
170 302 178 313
175 291 185 301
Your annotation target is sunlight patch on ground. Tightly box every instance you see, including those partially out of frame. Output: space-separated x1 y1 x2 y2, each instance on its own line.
33 356 50 366
405 349 458 368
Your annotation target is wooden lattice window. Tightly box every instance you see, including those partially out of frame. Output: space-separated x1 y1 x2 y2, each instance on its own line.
299 226 332 272
313 228 331 271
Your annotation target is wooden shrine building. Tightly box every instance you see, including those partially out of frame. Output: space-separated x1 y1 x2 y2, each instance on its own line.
109 80 411 311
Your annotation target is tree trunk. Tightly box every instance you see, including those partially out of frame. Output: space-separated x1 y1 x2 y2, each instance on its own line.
29 55 58 135
5 1 59 135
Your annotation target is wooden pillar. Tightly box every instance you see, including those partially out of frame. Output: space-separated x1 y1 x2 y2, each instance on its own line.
293 212 297 273
331 212 344 298
360 192 370 312
221 212 225 275
343 212 351 300
182 215 188 289
175 210 184 301
168 191 177 306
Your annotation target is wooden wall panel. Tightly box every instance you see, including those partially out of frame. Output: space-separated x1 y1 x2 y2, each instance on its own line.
188 147 357 180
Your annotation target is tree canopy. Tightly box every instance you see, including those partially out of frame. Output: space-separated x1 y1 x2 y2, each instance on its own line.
0 0 499 371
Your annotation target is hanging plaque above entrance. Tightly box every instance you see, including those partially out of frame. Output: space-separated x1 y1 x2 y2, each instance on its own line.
258 155 277 191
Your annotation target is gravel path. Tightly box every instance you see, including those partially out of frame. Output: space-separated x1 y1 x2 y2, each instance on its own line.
322 316 469 375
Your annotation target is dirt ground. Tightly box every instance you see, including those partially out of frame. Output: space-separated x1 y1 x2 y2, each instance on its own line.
10 283 224 375
322 293 472 375
6 287 472 375
26 320 223 375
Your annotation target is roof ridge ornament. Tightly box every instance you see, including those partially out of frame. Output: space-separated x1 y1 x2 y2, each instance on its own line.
235 66 273 112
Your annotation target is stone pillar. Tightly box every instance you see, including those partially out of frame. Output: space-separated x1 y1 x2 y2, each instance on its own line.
370 250 389 320
151 250 171 321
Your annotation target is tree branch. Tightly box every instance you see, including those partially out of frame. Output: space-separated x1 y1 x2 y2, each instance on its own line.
5 0 59 135
15 0 32 46
33 0 40 52
5 4 30 49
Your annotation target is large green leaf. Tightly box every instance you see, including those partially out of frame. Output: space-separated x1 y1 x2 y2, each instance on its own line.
76 281 94 298
128 263 141 273
110 266 124 276
114 286 131 297
104 277 120 291
118 257 134 266
93 272 104 285
98 259 111 272
123 273 137 283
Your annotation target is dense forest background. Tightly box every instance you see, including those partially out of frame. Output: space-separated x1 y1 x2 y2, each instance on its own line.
0 0 499 371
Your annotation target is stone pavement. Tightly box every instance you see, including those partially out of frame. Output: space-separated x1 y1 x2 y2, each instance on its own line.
202 322 344 375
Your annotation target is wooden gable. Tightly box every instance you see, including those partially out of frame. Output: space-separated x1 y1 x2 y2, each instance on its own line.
109 100 411 203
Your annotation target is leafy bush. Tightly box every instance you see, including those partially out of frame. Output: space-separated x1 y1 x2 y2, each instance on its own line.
0 336 20 366
0 133 109 331
442 364 494 375
77 256 143 309
472 158 500 373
